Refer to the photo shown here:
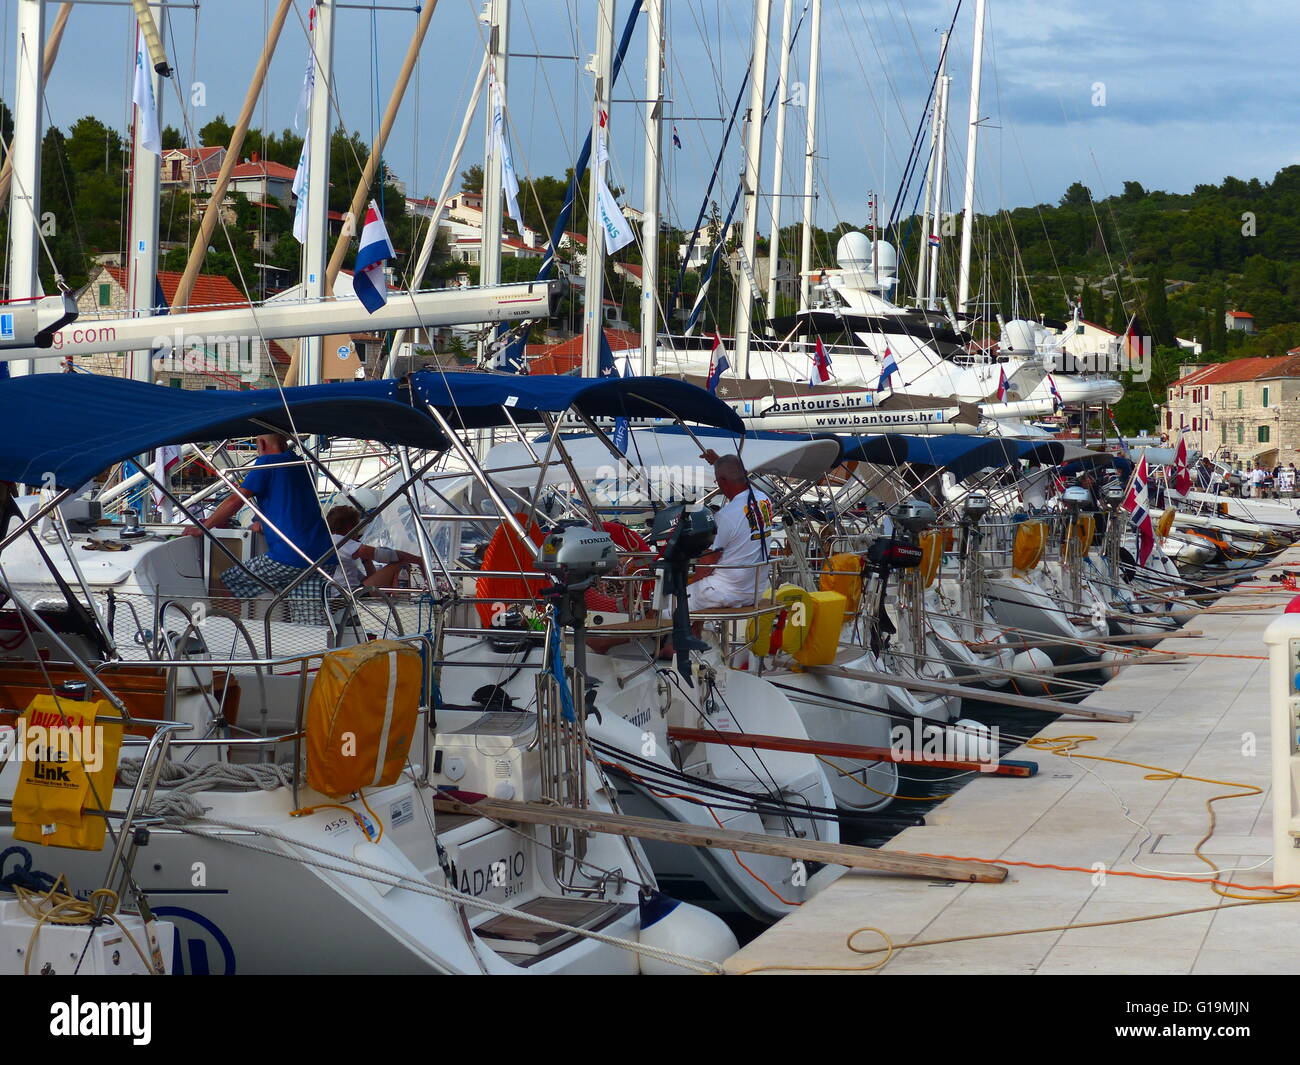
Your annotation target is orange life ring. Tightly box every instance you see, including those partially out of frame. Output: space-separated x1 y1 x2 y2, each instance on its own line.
476 515 548 626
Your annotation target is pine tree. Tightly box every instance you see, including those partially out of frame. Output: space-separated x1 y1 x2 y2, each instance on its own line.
1109 286 1127 333
1144 267 1174 347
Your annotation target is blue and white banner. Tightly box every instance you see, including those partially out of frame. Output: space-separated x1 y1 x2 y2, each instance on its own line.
594 129 634 254
490 71 523 226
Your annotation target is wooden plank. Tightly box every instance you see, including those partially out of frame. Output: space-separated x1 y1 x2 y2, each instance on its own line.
433 796 1008 884
802 663 1134 723
665 725 1037 777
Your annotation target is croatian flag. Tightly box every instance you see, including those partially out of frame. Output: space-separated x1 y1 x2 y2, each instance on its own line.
1172 430 1192 496
1122 453 1156 565
928 233 941 248
876 346 898 390
995 366 1009 403
706 332 730 394
672 125 682 149
809 336 833 386
353 201 395 314
1047 373 1063 411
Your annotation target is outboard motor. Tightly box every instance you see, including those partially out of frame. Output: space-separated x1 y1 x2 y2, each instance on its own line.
649 503 717 683
535 522 617 678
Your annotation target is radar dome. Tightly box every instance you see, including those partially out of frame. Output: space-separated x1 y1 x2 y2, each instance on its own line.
836 230 873 268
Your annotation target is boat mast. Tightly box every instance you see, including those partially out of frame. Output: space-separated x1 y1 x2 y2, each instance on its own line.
797 0 821 313
581 0 616 377
300 0 337 387
763 0 793 331
928 74 950 312
127 1 167 384
7 0 47 378
479 0 509 302
956 0 986 319
638 0 664 376
734 0 773 377
915 31 946 310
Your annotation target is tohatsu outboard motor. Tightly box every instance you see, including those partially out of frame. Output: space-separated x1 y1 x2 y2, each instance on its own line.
650 503 717 683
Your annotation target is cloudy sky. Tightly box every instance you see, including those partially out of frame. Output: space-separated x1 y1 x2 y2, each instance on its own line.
12 0 1299 233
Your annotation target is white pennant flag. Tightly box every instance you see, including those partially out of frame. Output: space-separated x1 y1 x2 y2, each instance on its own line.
489 71 523 226
291 54 315 244
132 30 161 155
292 126 310 244
595 128 634 254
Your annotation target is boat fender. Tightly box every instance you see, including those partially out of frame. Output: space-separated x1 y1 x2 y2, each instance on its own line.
637 891 737 975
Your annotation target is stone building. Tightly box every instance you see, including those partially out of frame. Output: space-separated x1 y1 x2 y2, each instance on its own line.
74 264 289 389
1161 355 1300 466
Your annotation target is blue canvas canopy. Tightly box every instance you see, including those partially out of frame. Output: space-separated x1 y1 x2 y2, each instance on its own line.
0 374 449 489
839 435 1018 479
407 371 745 433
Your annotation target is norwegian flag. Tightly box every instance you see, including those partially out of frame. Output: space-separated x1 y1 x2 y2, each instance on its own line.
352 201 396 313
876 346 898 390
706 332 730 394
1047 374 1063 411
1172 430 1192 495
809 336 833 386
1122 453 1156 565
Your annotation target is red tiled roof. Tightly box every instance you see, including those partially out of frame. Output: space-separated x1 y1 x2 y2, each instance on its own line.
1170 355 1300 388
523 329 640 374
1079 319 1115 335
224 160 297 181
406 196 438 209
1228 310 1254 319
103 265 250 310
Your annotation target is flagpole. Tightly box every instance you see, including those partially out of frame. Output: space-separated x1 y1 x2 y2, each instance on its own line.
763 0 794 331
323 0 440 291
0 3 71 207
294 0 336 388
479 0 508 304
927 74 950 311
734 0 774 378
797 0 821 314
956 0 985 319
6 0 48 378
638 0 665 377
582 0 616 378
127 3 166 386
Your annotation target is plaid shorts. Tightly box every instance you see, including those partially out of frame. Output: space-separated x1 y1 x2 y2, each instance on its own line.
221 553 329 625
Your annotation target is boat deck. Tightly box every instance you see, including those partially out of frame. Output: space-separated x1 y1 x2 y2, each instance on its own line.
726 550 1300 975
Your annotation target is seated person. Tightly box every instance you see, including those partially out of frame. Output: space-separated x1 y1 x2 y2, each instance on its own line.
185 433 333 624
687 450 774 612
325 504 424 591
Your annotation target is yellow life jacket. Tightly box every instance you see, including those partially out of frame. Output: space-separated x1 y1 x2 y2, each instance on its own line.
12 696 123 851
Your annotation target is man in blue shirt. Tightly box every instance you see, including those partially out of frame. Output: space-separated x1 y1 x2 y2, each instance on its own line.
185 433 334 624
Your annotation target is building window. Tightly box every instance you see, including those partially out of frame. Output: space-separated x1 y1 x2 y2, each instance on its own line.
1237 423 1245 444
1165 411 1172 430
168 378 182 389
1237 389 1243 409
97 283 111 307
1221 423 1228 445
1259 425 1271 443
1263 386 1270 408
1220 390 1226 408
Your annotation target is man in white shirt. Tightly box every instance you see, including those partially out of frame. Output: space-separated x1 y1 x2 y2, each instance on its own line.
687 451 774 611
325 505 424 591
1251 465 1267 498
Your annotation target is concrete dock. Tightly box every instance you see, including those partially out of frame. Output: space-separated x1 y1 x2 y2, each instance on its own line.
727 552 1300 975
